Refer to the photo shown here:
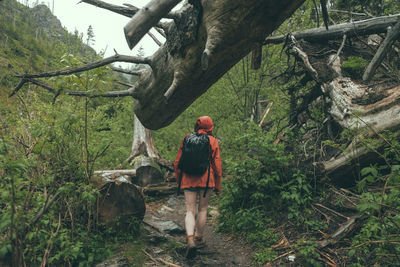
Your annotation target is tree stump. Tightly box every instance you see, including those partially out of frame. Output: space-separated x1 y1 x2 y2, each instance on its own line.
133 156 164 186
98 176 146 225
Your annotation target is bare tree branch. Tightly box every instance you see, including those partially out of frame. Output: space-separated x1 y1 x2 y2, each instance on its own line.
363 20 400 81
109 66 146 76
9 78 28 97
27 192 61 232
124 0 182 49
28 78 58 95
79 0 139 17
114 80 134 87
147 31 162 46
79 0 172 33
328 34 347 66
154 27 166 38
264 14 400 44
329 9 367 17
15 54 151 80
67 89 135 98
289 35 320 83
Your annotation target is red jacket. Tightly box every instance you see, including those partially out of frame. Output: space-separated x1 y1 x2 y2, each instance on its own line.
174 132 222 194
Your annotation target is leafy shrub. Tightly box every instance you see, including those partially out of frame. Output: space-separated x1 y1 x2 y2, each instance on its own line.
218 123 313 261
346 132 400 265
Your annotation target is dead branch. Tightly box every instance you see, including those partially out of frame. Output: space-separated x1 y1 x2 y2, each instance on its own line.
147 31 163 46
109 66 145 76
15 54 151 80
124 0 182 50
363 20 400 81
289 35 320 83
154 27 166 38
328 34 347 66
66 88 135 98
259 101 274 127
264 14 400 44
157 258 183 267
314 203 349 220
79 0 138 17
10 54 149 98
94 169 137 176
25 191 61 235
329 9 368 17
318 216 360 248
114 80 134 87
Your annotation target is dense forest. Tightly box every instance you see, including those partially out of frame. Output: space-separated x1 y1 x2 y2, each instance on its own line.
1 0 400 266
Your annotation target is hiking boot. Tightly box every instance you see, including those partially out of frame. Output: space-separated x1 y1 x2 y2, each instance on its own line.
185 235 197 259
194 236 206 248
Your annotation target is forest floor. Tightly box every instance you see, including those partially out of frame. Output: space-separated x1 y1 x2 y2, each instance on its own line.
96 191 255 267
140 193 254 266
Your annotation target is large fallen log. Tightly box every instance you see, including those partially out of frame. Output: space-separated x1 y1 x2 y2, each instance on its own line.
97 175 146 224
133 156 164 186
12 0 306 130
264 14 400 44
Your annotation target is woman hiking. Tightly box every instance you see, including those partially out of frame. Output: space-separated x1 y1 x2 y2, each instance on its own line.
174 116 222 259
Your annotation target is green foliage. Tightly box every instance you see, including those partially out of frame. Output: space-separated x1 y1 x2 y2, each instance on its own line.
345 133 400 265
342 56 368 79
334 0 400 16
215 123 313 263
0 1 137 265
294 239 323 266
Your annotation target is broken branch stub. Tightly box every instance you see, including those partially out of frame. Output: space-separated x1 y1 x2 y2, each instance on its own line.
124 0 182 50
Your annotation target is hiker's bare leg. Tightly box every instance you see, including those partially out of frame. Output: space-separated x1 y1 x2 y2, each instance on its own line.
184 191 198 236
195 189 211 237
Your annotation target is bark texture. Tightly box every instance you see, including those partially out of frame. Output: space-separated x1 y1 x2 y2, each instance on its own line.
279 20 400 184
131 0 306 129
130 114 160 160
132 156 164 186
98 177 146 224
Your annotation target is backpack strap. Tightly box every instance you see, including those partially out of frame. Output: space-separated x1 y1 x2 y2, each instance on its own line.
177 171 183 195
203 137 212 198
203 162 211 198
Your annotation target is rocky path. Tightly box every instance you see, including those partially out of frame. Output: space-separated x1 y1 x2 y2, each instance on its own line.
142 193 253 266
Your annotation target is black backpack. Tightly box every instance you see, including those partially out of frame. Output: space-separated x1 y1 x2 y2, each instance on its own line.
178 132 211 176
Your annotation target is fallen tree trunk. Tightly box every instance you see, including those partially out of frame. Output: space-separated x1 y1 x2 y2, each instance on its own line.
264 14 400 44
133 156 164 186
142 183 177 196
94 169 136 176
97 175 146 224
13 0 305 130
285 34 400 184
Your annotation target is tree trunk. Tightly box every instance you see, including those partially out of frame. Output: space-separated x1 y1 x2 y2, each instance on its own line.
97 175 146 224
13 0 306 130
129 114 160 160
132 156 164 186
131 0 305 130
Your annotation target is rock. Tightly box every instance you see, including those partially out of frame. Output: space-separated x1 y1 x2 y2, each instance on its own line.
144 214 185 235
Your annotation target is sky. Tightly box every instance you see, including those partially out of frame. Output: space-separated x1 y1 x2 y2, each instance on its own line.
20 0 163 58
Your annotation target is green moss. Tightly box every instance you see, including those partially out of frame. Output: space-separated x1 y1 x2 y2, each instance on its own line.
341 56 368 79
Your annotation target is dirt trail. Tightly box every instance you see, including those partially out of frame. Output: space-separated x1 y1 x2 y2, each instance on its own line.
144 193 253 266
